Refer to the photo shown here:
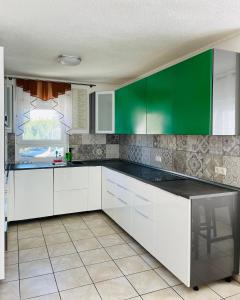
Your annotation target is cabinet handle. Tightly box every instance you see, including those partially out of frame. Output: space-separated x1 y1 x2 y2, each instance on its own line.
117 197 127 205
116 184 128 191
135 208 149 219
107 190 114 196
135 194 149 202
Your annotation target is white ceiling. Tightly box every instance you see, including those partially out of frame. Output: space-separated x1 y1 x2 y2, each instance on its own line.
0 0 240 86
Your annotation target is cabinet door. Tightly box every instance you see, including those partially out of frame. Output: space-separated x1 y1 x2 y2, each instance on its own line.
172 50 213 134
115 79 147 134
54 167 88 191
154 189 191 286
95 91 115 133
54 189 88 215
88 167 101 211
6 171 14 221
14 169 53 220
146 67 174 134
71 85 89 133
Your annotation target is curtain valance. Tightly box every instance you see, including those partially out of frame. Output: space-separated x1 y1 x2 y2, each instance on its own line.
16 79 71 101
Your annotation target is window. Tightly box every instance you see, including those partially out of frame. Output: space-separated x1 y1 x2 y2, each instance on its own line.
15 95 71 162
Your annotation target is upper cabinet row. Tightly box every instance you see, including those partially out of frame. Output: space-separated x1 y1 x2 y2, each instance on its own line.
115 49 240 135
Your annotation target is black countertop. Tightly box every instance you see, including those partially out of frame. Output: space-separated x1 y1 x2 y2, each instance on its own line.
9 159 238 199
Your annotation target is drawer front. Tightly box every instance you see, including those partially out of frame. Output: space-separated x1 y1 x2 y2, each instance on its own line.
54 189 88 215
54 167 89 191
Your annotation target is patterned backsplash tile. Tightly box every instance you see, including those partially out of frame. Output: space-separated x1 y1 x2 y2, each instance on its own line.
7 132 240 188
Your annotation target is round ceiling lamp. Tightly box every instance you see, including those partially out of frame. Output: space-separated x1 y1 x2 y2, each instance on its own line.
57 55 81 66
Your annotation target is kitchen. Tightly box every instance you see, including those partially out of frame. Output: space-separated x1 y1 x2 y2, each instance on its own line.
1 1 240 300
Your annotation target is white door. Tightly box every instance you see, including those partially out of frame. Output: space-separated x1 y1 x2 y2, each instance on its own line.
95 91 115 133
0 46 5 279
14 169 53 220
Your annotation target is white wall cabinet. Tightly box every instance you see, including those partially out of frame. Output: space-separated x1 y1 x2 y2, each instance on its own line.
54 167 89 215
14 169 53 220
71 85 89 134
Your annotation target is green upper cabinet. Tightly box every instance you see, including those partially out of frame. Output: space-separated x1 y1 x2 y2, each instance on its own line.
115 78 147 134
115 49 213 135
146 49 213 134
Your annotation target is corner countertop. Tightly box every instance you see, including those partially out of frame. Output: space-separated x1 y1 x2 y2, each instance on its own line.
8 159 238 199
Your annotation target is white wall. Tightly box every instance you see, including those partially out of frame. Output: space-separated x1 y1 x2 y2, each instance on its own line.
0 46 4 280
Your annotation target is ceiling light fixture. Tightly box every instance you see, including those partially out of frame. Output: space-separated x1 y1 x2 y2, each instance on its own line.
57 55 81 66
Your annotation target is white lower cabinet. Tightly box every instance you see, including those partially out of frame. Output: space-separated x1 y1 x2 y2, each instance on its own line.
88 167 101 211
14 169 53 220
102 167 191 287
54 167 89 215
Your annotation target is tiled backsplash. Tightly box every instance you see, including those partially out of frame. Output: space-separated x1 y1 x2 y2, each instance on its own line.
7 132 240 188
119 135 240 188
6 133 120 163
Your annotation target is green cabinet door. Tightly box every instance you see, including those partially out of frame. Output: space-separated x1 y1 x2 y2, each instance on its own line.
172 50 213 134
146 66 174 134
115 78 147 134
146 49 213 134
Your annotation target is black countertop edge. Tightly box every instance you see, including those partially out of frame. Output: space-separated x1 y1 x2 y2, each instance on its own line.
7 159 239 198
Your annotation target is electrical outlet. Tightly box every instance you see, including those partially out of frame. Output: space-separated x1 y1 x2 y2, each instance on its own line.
155 155 162 162
215 166 227 176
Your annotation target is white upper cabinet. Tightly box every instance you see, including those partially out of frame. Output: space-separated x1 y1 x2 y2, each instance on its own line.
90 91 115 134
4 78 14 132
71 84 90 133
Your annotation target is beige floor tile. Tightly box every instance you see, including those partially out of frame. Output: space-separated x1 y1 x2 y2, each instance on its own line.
119 232 135 243
19 258 52 279
8 224 18 232
18 222 41 232
115 255 151 275
47 242 76 257
0 280 20 300
19 236 45 250
74 237 102 252
226 294 240 299
91 225 116 237
5 251 18 266
105 243 137 259
84 218 109 229
140 253 161 268
20 274 57 299
82 212 105 221
155 266 181 286
128 241 147 255
79 248 111 265
129 297 142 300
18 228 43 240
42 225 66 235
208 280 240 298
127 270 168 294
97 233 125 247
44 232 70 245
142 287 182 300
60 284 101 300
64 222 87 231
50 253 83 272
95 276 138 300
4 264 19 282
61 215 83 225
8 231 18 241
41 219 62 228
68 229 94 241
27 293 60 300
7 239 18 251
86 260 123 282
19 246 48 263
173 284 221 300
55 266 92 291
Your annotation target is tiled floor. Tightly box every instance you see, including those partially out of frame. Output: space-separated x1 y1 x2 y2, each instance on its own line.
2 211 240 300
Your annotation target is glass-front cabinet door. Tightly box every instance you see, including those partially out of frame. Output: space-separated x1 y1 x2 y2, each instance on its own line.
95 91 115 133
